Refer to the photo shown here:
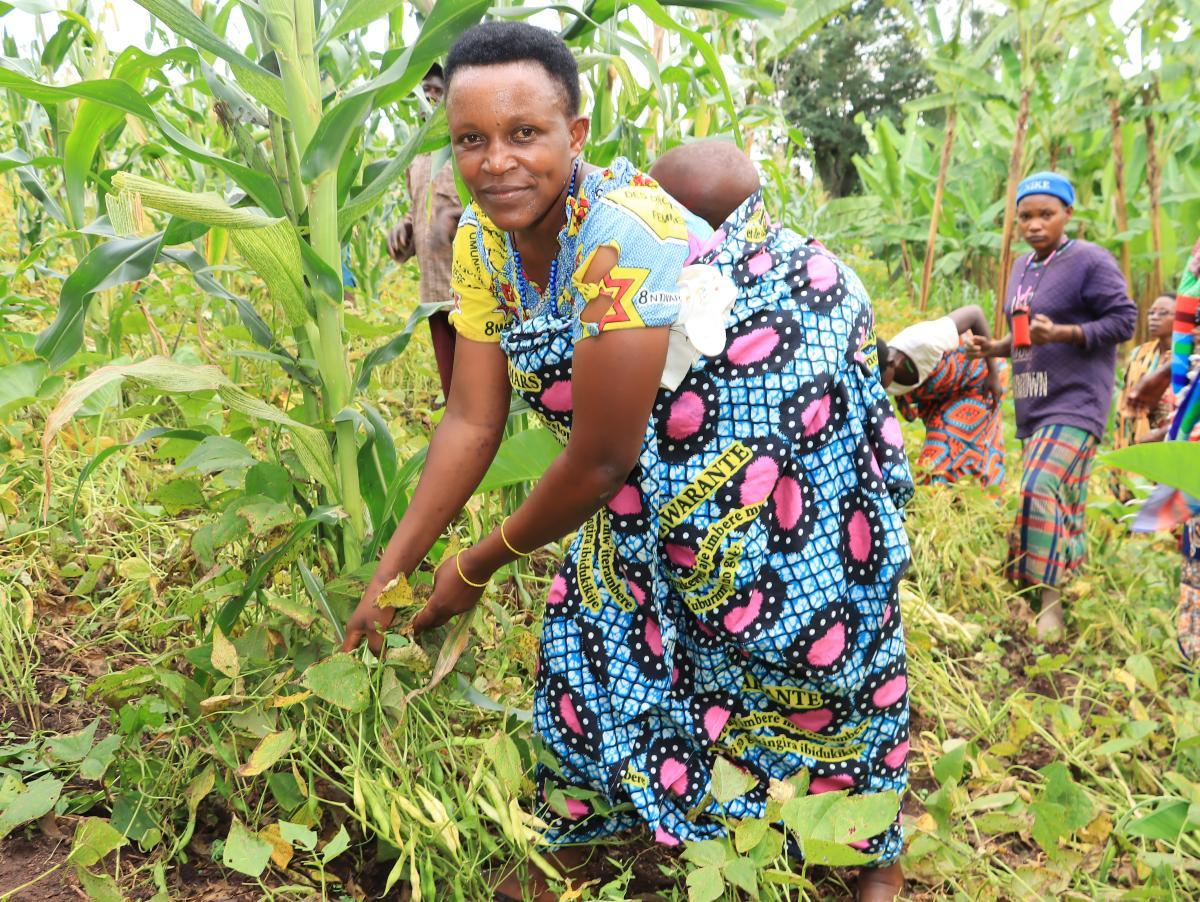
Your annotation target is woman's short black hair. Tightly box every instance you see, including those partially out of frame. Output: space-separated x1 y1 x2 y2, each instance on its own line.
445 21 581 117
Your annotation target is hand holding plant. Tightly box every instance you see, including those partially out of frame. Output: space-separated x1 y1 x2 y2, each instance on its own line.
410 552 488 634
341 590 398 656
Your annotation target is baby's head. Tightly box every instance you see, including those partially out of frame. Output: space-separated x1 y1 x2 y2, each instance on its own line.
649 139 760 230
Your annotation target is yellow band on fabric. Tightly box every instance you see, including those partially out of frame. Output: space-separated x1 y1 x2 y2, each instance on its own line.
500 516 532 558
455 551 489 589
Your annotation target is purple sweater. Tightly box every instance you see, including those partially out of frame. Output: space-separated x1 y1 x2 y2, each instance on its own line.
1005 240 1137 440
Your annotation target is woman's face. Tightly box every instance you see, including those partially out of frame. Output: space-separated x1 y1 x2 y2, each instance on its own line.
1148 294 1176 340
1017 195 1072 254
879 349 914 389
446 61 588 234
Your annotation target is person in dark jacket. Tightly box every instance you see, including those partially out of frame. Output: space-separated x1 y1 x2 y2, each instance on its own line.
969 171 1136 639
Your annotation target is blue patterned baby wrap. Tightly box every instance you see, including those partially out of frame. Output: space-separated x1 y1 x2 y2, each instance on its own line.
465 159 913 864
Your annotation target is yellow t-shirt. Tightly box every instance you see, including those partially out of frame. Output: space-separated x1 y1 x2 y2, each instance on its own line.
448 160 691 345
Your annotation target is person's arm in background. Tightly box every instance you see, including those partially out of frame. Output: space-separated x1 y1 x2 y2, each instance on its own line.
1127 362 1172 415
967 332 1013 359
387 167 417 263
948 304 1002 403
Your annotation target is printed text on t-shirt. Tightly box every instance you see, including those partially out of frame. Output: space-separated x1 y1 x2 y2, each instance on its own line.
1014 370 1049 400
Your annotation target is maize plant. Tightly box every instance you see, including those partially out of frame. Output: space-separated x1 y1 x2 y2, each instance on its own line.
5 0 808 637
11 0 491 611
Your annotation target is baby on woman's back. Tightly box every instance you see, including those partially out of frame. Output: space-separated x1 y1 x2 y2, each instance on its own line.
649 139 761 231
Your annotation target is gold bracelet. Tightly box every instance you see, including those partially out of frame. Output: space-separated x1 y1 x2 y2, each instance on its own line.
499 516 533 557
455 550 489 588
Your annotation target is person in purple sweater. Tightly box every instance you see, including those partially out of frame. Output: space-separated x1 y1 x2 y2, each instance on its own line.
969 172 1136 639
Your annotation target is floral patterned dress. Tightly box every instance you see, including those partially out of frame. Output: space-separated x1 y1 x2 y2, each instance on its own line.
449 158 913 863
895 337 1006 489
1109 340 1173 502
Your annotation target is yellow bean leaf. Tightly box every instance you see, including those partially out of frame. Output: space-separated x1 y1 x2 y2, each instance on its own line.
236 729 296 777
211 626 239 680
259 822 294 870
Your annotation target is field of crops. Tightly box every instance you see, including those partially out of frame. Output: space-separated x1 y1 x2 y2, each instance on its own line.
1 1 1199 900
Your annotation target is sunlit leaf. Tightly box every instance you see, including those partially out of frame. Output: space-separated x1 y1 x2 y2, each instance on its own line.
302 653 370 713
237 729 296 778
222 819 273 877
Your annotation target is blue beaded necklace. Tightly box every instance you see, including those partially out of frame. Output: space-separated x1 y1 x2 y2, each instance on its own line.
509 158 580 317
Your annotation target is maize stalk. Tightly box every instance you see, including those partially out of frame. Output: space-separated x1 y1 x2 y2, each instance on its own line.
261 0 364 568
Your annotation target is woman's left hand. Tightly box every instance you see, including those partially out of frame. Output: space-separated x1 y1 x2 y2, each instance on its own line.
410 551 489 634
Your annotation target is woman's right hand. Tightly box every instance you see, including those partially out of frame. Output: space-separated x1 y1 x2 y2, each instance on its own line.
966 334 993 360
341 592 397 655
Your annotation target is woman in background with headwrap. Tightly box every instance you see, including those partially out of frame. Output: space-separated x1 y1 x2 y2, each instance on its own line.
1108 292 1177 502
879 304 1006 489
969 171 1136 640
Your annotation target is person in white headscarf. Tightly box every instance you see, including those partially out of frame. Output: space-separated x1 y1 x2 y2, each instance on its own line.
879 305 1007 489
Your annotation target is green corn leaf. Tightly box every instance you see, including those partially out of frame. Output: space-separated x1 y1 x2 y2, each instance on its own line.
64 47 193 229
354 300 443 392
0 359 49 418
112 172 309 326
5 148 67 224
39 16 87 73
300 0 488 183
298 562 345 645
42 357 336 520
339 112 443 234
561 0 787 40
1104 442 1200 500
321 0 407 46
0 59 281 212
35 231 167 369
130 0 286 115
0 147 60 173
475 427 563 496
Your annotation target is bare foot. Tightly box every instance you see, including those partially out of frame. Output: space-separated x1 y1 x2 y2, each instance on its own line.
491 845 589 901
858 862 904 901
1036 588 1065 641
